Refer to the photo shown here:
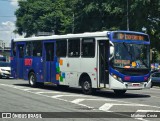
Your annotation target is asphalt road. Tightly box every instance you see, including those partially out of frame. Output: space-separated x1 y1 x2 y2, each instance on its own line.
0 78 160 121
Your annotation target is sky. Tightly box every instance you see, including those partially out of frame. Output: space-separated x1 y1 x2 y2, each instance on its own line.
0 0 23 47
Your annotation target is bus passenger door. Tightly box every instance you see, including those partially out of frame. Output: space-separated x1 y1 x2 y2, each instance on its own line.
43 42 56 83
98 40 109 88
17 43 25 79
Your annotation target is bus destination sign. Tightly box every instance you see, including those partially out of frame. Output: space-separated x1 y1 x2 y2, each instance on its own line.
113 32 149 41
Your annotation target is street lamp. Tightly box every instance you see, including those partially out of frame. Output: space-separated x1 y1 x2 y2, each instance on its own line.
142 27 147 33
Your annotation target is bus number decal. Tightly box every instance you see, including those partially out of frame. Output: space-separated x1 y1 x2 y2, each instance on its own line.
24 59 32 66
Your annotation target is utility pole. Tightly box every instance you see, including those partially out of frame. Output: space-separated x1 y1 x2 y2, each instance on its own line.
72 13 75 33
127 0 129 31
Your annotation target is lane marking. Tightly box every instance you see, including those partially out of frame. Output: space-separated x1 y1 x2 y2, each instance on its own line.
13 86 27 89
0 84 14 87
51 95 88 98
21 88 40 91
71 98 123 104
99 103 113 111
137 110 160 112
71 99 85 104
0 83 95 111
35 91 61 94
1 83 160 109
1 82 160 120
99 103 148 112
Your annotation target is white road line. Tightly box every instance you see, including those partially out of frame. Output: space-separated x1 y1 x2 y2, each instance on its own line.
99 103 113 111
71 99 85 104
134 118 149 121
13 86 27 89
0 83 94 110
51 95 87 98
21 88 40 91
35 91 61 94
71 98 116 104
0 83 14 87
137 110 160 112
99 103 147 111
1 82 160 121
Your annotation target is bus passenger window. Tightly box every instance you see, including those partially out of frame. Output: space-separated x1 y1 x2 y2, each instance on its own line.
33 41 42 57
68 39 80 57
56 40 67 57
26 42 32 56
45 43 54 61
18 45 24 58
82 38 95 57
12 42 16 56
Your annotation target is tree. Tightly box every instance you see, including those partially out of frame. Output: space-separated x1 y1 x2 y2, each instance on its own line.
15 0 159 51
128 0 160 51
72 0 126 33
15 0 57 37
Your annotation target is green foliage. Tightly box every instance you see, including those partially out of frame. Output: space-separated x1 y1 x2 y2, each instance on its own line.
15 0 159 51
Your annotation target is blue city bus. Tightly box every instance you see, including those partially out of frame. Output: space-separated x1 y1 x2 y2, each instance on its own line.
11 31 151 95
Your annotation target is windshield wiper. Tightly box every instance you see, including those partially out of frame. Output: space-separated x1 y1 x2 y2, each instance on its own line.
139 59 148 68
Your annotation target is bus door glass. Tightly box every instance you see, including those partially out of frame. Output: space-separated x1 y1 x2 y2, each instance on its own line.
43 41 56 82
17 43 25 79
11 41 17 78
98 40 109 87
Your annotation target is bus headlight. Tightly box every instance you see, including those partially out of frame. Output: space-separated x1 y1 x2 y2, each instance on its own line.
112 74 117 79
111 74 122 82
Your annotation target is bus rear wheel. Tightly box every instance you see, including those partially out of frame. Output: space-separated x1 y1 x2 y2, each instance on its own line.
114 90 126 95
29 72 36 87
81 77 92 95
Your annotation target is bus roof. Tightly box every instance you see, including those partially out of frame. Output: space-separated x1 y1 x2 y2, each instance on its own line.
13 31 110 42
13 30 148 42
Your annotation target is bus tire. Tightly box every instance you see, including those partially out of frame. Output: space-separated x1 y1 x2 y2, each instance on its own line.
29 72 37 87
81 77 92 95
114 90 126 95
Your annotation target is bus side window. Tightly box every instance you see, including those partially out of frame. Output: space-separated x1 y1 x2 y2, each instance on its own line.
18 45 24 58
12 42 16 56
26 42 32 56
56 40 67 57
33 41 42 57
82 38 95 58
68 39 80 57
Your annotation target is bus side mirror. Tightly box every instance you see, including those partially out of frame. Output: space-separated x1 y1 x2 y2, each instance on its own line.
109 42 114 60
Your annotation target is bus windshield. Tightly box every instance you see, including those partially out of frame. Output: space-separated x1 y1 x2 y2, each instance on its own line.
113 42 150 69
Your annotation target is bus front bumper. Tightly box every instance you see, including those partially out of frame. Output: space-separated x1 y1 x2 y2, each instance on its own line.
109 75 151 90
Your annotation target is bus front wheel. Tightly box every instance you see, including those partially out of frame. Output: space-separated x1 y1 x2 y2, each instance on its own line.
114 90 126 95
81 77 92 95
29 72 36 87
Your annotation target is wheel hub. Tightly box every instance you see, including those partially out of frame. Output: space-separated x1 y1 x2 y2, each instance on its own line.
84 81 90 90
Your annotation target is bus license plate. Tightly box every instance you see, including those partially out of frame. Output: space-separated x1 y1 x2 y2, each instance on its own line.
132 83 140 87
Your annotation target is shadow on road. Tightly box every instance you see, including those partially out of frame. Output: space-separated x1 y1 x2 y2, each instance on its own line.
13 83 151 99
